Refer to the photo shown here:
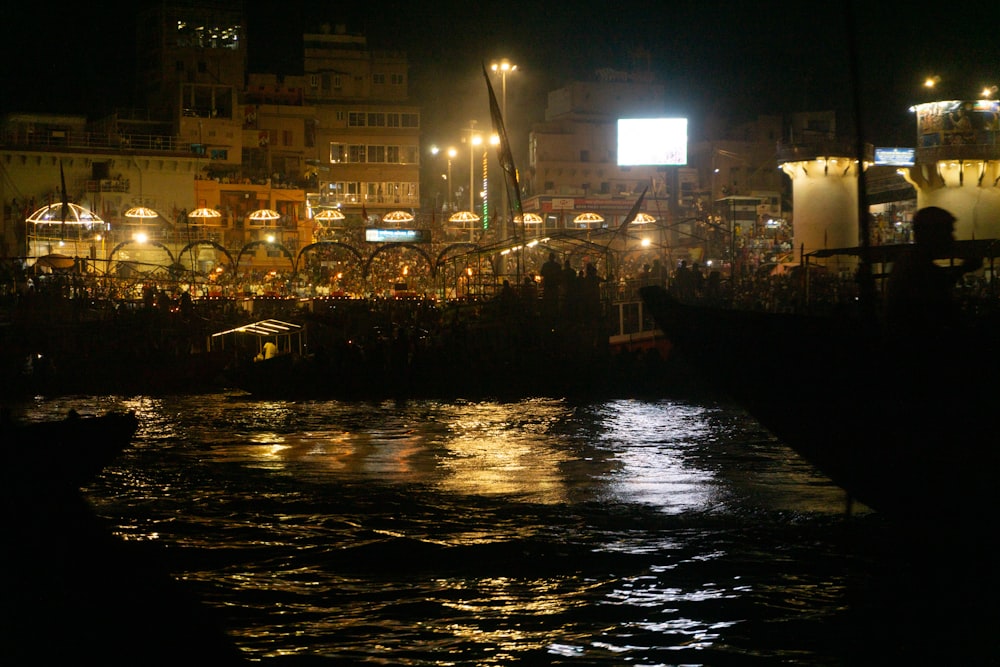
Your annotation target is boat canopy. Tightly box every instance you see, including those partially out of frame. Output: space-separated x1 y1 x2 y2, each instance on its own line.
208 319 304 356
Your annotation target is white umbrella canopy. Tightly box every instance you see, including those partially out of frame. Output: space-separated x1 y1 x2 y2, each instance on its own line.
26 203 104 225
382 210 415 224
448 210 481 224
313 209 346 222
188 207 222 220
573 212 604 227
247 209 282 222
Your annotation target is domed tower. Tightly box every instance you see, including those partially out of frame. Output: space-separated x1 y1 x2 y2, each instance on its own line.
900 100 1000 239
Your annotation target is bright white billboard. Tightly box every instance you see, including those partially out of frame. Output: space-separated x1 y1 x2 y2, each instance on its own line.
617 118 688 166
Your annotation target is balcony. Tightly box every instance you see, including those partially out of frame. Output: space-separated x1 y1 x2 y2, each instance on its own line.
777 139 873 163
915 143 1000 163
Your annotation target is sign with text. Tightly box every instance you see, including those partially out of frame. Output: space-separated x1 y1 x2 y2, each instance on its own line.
874 147 915 166
365 228 431 243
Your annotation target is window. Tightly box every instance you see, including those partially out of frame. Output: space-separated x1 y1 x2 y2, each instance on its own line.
348 112 365 127
368 145 385 163
309 74 318 88
335 111 345 121
373 73 386 84
387 113 400 128
390 73 404 85
367 112 385 127
349 145 366 163
387 146 400 163
282 130 292 146
401 113 419 128
401 146 418 164
333 75 342 89
329 143 346 163
345 182 360 201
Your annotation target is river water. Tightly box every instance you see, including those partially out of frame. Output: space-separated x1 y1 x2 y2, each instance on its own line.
13 392 999 665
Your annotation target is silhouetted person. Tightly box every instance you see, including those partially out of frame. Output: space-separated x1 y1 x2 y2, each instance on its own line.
673 260 692 299
691 262 705 296
886 206 980 337
581 262 601 320
562 259 579 318
540 252 562 316
648 259 666 287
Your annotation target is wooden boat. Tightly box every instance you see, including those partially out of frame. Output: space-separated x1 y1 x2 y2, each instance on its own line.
607 281 672 360
2 409 138 493
639 269 1000 522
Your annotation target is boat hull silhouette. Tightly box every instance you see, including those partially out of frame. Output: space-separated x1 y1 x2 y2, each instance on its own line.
639 285 998 521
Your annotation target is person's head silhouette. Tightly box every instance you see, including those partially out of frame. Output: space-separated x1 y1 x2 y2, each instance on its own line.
912 206 956 250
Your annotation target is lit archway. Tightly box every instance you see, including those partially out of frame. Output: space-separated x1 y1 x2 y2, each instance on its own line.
235 240 296 276
177 239 235 275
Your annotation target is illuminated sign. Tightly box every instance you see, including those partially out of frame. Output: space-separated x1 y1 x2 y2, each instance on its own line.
911 100 1000 147
617 118 688 166
874 147 915 166
365 228 431 243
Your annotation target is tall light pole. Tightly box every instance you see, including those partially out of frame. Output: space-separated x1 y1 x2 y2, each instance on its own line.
446 148 456 211
490 59 517 238
464 120 480 213
430 146 456 211
491 59 517 123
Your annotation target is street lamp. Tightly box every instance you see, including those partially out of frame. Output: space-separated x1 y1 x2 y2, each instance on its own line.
490 59 517 121
490 59 517 238
430 145 457 211
447 148 457 211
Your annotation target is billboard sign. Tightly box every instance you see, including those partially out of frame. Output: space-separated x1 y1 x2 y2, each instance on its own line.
874 147 916 166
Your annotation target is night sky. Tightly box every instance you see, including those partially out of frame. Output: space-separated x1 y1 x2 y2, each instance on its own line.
2 1 997 149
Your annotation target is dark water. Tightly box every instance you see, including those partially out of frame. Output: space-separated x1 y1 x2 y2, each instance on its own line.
12 393 1000 664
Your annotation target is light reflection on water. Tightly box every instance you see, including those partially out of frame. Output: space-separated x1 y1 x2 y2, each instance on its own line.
18 391 966 664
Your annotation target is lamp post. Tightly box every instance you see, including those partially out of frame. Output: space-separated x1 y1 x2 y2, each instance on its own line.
447 148 456 211
490 59 517 238
431 146 457 211
490 59 517 122
462 120 482 217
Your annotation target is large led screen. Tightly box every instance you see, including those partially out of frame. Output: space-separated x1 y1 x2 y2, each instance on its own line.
617 118 688 166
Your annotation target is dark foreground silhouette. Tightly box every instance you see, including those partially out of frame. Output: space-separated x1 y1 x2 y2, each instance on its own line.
2 410 248 666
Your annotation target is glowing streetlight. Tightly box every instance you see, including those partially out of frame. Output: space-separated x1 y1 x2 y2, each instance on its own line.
923 75 941 89
490 59 518 121
490 59 517 237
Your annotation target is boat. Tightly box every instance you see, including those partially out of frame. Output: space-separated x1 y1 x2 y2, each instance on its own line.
639 242 1000 522
2 409 138 493
607 281 672 360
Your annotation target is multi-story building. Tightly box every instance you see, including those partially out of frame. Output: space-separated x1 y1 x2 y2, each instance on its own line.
242 24 422 227
523 70 790 264
524 73 675 232
1 8 424 277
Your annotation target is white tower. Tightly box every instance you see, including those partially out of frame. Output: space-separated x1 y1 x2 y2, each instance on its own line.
901 100 1000 239
779 144 870 263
